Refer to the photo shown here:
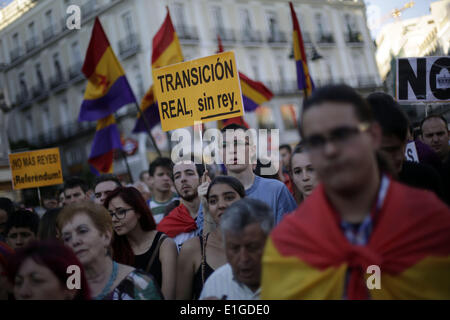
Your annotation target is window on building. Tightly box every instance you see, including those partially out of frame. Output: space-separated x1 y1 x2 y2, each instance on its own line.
35 64 44 89
211 6 225 35
250 55 260 81
25 113 33 142
315 13 324 36
45 10 53 28
241 8 253 35
53 53 63 79
19 72 28 97
133 65 145 99
42 106 50 132
280 104 299 131
12 33 19 48
266 11 279 40
71 41 82 65
121 11 134 37
256 106 276 130
173 3 186 29
28 21 36 41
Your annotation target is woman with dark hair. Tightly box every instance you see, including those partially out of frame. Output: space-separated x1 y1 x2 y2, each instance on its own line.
0 197 14 242
104 187 177 300
176 176 245 299
58 201 163 300
6 240 90 300
38 208 62 240
289 143 319 205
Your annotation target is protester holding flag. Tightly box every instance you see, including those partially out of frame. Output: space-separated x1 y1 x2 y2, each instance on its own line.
261 84 450 299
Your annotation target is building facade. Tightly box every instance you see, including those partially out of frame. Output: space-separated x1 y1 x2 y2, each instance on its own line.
0 0 381 195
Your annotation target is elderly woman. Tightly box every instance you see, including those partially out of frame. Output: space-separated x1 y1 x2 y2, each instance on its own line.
57 201 163 300
176 176 246 299
290 143 319 204
104 187 177 300
6 240 90 300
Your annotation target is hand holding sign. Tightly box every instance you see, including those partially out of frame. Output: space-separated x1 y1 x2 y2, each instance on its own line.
153 51 245 131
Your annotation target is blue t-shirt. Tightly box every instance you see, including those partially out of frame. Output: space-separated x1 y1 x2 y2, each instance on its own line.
246 175 297 225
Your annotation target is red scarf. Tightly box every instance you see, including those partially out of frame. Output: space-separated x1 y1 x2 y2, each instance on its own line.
157 204 197 238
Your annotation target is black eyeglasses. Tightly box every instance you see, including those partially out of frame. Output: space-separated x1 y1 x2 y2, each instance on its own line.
303 123 370 152
108 208 133 219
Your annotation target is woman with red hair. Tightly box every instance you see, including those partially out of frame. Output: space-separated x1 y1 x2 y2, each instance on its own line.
6 240 90 300
104 187 177 300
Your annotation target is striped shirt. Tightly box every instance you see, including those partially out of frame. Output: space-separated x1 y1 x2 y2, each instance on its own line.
199 264 261 300
147 193 179 223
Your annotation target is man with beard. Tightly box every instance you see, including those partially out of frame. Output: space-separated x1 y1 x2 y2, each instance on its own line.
157 159 204 250
262 84 450 299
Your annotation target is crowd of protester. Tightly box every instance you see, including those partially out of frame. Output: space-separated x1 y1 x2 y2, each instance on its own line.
0 85 449 300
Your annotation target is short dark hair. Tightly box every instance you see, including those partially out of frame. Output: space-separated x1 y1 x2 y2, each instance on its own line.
366 92 409 142
63 176 88 193
173 157 205 179
279 144 292 154
220 123 249 133
5 209 40 236
300 84 373 136
93 174 122 190
149 157 173 177
420 114 448 133
139 170 148 181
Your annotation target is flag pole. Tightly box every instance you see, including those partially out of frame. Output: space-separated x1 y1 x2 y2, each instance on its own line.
119 148 134 184
133 102 162 157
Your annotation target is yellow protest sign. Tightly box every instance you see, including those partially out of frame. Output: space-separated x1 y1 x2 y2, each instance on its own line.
153 51 244 131
9 148 63 190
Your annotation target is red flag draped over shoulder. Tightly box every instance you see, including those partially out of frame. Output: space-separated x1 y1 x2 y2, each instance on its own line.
79 17 137 121
157 204 197 238
261 181 450 299
289 2 314 97
133 9 184 133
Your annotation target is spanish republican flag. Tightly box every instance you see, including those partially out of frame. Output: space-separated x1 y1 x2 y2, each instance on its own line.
133 9 184 133
261 181 450 299
88 114 123 175
289 2 314 97
79 17 136 121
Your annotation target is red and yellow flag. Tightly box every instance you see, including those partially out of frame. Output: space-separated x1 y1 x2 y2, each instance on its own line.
262 181 450 299
133 9 184 133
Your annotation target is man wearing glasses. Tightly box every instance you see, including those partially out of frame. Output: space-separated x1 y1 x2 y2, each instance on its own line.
261 84 450 300
220 123 297 226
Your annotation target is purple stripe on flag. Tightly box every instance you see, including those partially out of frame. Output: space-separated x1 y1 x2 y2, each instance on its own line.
132 102 161 133
79 76 136 121
89 123 122 159
242 95 259 112
296 60 307 90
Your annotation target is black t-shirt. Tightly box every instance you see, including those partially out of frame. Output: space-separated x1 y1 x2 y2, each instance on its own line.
398 161 446 203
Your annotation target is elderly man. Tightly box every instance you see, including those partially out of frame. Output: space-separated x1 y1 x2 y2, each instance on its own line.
200 198 273 300
262 84 450 300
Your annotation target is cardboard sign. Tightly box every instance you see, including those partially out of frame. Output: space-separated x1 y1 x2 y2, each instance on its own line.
396 56 450 102
405 141 419 163
153 51 244 131
9 148 63 190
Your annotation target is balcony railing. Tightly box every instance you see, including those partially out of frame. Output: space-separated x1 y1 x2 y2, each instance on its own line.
14 91 31 108
345 31 364 44
31 83 49 101
68 62 84 82
216 28 236 43
43 25 56 42
176 25 200 42
241 29 264 44
118 33 140 59
10 47 24 62
315 32 335 44
30 119 98 147
25 37 39 53
267 30 287 44
49 73 68 92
